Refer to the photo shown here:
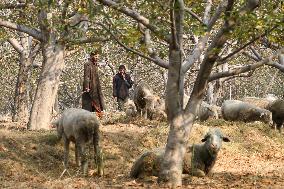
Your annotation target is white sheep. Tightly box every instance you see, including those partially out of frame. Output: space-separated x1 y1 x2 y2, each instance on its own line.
52 108 104 176
130 128 230 178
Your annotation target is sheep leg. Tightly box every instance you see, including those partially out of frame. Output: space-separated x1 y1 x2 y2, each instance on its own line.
94 146 104 176
77 141 88 176
63 137 70 169
142 108 147 119
279 124 283 133
191 168 206 177
75 141 80 166
136 107 142 117
93 127 104 176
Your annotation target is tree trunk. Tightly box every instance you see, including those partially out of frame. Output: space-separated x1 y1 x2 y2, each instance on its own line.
159 113 195 187
9 34 38 123
207 82 215 104
28 42 64 130
158 1 186 187
12 55 32 122
159 49 184 186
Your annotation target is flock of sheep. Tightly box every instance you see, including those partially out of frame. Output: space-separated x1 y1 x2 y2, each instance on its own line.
52 82 284 179
127 82 283 132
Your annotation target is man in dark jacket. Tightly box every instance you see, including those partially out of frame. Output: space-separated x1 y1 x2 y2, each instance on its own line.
82 50 105 118
113 65 133 111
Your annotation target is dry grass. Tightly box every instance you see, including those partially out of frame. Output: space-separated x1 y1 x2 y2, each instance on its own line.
1 115 284 188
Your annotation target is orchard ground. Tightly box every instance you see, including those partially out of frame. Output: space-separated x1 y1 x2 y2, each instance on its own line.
1 113 284 189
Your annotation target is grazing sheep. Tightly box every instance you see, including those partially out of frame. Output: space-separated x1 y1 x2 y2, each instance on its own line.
197 102 219 121
133 82 165 120
267 99 284 132
130 128 230 178
241 96 276 110
52 108 104 176
183 95 219 121
221 100 272 124
124 99 137 117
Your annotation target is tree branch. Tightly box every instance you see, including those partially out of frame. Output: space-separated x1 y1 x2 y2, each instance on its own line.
250 46 262 60
67 36 109 46
203 0 212 25
0 3 26 9
182 35 209 73
0 18 43 41
184 7 204 24
7 38 23 53
181 0 229 73
207 0 228 30
266 62 284 72
99 23 169 69
209 48 284 81
242 51 259 61
96 0 170 43
186 0 261 112
265 48 284 72
170 1 178 49
30 43 41 59
143 28 169 68
217 25 278 65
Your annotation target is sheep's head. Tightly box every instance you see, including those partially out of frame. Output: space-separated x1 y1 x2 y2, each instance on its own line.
201 128 230 156
144 95 161 110
51 118 63 139
260 111 273 125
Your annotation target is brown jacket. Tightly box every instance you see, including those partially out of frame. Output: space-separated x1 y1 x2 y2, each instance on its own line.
82 61 105 112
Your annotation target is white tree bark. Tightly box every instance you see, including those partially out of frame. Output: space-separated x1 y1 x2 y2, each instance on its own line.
8 34 39 123
28 42 65 130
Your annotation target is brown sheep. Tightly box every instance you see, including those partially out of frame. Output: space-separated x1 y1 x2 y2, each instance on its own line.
133 82 166 120
267 99 284 132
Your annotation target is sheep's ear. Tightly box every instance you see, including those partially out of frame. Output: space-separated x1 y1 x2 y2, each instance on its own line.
201 132 210 142
222 137 230 142
186 145 193 152
201 135 208 142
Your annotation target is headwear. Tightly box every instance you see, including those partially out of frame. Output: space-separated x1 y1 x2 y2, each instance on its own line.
119 65 126 70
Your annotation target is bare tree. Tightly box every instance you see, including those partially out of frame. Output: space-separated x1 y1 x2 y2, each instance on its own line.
0 1 106 129
8 34 40 122
96 0 278 186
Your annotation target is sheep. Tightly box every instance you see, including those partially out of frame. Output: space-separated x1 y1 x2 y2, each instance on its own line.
267 99 284 132
189 128 230 177
197 102 219 121
183 94 219 121
124 99 137 117
52 108 104 176
221 100 272 124
133 82 165 120
130 128 230 178
241 96 277 110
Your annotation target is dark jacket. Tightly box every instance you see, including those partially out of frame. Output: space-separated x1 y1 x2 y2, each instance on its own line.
113 73 133 100
82 61 105 112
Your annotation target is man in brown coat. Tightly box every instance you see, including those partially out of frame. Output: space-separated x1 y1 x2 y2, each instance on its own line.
82 50 105 118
